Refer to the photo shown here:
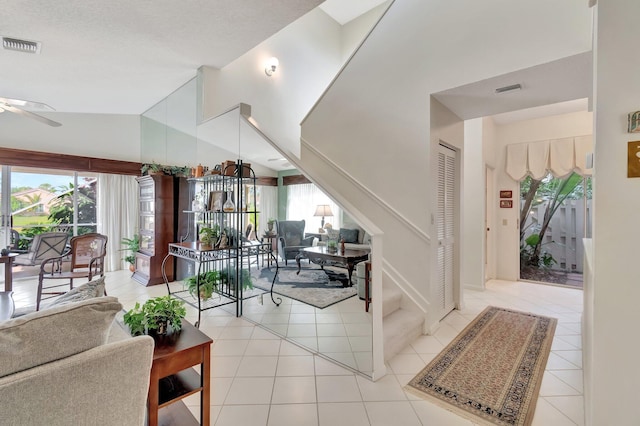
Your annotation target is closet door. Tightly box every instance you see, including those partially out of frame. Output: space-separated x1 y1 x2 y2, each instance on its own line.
436 144 457 319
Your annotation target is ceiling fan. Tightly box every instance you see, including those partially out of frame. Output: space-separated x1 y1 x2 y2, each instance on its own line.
0 97 62 127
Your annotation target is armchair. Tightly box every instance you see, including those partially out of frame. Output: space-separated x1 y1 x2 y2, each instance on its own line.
12 232 69 266
276 220 314 266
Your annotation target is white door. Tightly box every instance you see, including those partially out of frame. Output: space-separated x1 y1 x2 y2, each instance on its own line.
436 144 456 319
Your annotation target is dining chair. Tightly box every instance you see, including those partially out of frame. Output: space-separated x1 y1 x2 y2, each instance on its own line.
37 233 108 310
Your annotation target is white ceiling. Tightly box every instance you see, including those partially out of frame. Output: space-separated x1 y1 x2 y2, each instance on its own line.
0 0 324 115
433 52 592 123
0 0 388 116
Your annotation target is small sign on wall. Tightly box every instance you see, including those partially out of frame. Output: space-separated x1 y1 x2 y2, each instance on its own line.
499 190 512 198
628 141 640 178
500 200 513 208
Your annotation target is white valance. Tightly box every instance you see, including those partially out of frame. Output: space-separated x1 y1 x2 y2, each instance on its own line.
505 136 592 181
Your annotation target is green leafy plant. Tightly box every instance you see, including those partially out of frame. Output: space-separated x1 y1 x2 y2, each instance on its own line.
220 267 253 291
186 270 220 300
123 296 186 336
120 234 140 266
327 240 338 252
520 233 557 269
141 162 163 176
199 224 220 245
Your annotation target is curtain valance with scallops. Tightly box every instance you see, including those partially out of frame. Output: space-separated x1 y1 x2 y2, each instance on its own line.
505 135 592 181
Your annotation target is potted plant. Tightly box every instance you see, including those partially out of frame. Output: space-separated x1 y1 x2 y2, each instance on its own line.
123 296 186 337
199 224 220 246
327 239 338 253
185 270 220 300
141 162 164 176
220 267 253 291
120 234 140 272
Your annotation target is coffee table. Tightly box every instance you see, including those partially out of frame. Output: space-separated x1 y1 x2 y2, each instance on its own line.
296 246 369 287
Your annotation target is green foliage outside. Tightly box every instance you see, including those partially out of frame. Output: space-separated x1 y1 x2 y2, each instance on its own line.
520 172 589 274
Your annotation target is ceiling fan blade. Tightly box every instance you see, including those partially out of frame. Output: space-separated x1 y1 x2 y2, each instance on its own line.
0 97 56 111
2 104 62 127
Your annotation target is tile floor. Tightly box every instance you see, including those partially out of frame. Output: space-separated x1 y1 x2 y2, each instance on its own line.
7 272 585 425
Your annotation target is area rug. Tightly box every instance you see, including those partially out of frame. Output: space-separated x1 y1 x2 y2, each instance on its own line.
405 306 557 426
251 266 357 309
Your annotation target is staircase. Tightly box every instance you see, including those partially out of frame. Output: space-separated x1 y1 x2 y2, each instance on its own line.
382 284 424 361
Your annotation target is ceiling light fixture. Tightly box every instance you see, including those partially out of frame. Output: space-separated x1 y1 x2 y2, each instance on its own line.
265 57 279 76
495 83 522 94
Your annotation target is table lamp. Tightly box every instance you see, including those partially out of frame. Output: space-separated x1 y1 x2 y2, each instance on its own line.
314 205 333 230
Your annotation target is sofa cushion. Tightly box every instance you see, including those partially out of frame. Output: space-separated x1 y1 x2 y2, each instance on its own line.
339 228 359 244
47 276 106 307
0 297 122 378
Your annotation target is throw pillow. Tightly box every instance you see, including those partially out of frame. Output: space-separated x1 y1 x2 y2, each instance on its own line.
47 276 106 307
0 297 122 378
339 228 359 244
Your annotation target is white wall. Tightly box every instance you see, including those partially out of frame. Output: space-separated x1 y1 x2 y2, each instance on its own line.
301 0 591 328
492 110 593 281
0 112 141 162
200 8 344 158
463 118 485 290
590 2 640 424
340 2 391 61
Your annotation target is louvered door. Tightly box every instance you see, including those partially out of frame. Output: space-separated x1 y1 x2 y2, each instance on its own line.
436 144 456 319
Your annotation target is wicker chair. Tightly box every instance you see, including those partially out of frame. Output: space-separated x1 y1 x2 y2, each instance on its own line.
37 233 108 310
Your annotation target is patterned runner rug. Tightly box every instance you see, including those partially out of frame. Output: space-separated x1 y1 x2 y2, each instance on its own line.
406 306 556 426
251 266 357 309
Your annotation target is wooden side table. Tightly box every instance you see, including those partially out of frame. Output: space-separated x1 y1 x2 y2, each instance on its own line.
147 320 213 426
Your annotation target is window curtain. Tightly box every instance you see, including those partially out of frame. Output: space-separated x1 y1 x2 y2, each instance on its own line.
97 174 138 271
505 135 593 181
286 183 341 232
257 186 277 237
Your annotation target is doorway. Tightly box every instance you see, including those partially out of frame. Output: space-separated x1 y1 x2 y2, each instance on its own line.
519 172 591 287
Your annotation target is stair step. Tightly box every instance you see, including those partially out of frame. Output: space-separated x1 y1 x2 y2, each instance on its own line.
383 308 424 361
382 286 402 318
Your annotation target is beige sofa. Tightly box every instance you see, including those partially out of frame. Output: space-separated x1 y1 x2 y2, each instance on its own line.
319 224 371 252
0 296 154 426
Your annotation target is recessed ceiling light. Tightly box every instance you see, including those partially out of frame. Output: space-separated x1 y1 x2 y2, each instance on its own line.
2 36 41 54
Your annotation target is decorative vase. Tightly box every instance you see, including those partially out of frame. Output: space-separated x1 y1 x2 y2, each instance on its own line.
223 192 235 212
267 222 274 234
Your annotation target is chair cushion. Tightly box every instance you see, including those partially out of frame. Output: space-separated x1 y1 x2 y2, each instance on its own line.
0 297 121 378
339 228 359 244
47 276 106 307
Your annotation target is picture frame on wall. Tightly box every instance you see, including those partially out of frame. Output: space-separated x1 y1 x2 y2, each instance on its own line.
499 190 512 199
500 200 513 208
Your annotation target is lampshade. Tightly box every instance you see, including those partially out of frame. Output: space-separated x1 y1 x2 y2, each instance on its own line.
314 205 333 217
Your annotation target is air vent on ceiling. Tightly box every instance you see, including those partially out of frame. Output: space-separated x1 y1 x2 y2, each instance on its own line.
2 37 41 54
495 83 522 94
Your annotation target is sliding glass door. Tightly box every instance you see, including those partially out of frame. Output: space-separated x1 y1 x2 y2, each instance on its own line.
0 165 98 253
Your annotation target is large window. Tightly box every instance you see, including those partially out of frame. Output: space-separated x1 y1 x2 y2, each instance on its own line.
1 166 97 249
286 183 341 232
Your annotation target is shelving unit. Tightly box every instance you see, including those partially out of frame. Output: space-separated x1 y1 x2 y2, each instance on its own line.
163 160 278 326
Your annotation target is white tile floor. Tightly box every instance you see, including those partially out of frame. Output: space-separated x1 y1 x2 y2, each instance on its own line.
8 272 585 425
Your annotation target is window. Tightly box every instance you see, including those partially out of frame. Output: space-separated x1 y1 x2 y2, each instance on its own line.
286 183 341 232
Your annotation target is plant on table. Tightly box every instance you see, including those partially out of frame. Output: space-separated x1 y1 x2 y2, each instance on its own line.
199 224 220 246
123 296 186 336
220 267 253 291
186 270 220 300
